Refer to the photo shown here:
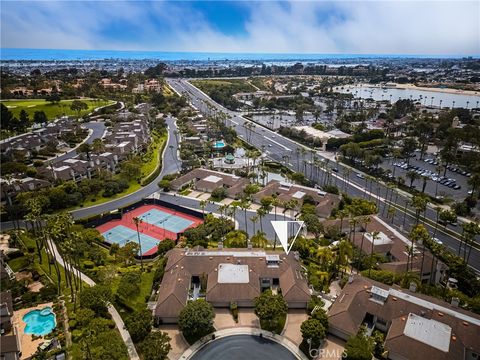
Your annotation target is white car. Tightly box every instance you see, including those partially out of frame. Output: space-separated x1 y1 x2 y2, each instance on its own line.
356 173 364 179
432 237 443 245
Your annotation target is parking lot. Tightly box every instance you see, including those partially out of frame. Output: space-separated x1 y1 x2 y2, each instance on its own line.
382 151 471 201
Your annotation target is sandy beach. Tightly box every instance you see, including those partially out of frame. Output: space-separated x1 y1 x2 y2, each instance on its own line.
395 83 480 96
359 83 480 96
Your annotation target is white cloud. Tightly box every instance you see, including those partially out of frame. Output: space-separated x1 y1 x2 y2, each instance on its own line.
1 1 479 55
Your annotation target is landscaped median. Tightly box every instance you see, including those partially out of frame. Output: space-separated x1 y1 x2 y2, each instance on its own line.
141 131 167 186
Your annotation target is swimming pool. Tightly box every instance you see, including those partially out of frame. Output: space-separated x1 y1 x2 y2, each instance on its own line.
190 335 297 360
23 307 56 336
212 140 226 149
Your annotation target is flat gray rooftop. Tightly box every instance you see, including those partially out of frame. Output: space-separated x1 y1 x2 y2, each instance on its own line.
404 313 451 352
217 264 250 284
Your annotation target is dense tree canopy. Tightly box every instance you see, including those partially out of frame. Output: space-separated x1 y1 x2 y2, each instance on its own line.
125 309 152 343
138 331 171 360
301 318 326 349
254 289 288 331
178 299 215 339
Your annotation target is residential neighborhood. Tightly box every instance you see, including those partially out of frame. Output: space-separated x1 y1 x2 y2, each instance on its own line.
1 2 479 359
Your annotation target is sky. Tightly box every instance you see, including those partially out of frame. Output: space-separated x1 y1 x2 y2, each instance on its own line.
1 1 479 55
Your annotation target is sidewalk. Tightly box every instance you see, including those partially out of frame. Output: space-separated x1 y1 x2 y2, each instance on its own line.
48 240 139 360
281 309 309 346
155 326 189 360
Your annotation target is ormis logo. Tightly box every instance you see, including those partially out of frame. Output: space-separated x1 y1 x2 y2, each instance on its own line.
271 220 304 255
310 348 347 359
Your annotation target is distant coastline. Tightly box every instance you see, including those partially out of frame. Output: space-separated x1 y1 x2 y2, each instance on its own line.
1 48 476 61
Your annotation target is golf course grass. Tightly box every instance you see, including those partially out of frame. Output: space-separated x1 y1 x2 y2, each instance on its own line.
1 98 116 120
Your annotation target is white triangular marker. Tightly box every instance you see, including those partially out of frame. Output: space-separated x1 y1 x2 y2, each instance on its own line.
271 220 304 255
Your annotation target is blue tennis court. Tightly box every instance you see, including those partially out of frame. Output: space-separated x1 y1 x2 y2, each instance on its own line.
101 225 159 256
137 208 194 233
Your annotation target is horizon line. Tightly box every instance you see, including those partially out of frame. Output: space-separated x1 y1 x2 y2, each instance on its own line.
1 48 479 59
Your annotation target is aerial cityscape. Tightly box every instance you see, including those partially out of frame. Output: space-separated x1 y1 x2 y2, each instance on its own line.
0 1 479 360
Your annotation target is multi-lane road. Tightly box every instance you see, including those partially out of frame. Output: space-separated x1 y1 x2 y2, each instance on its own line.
167 78 480 272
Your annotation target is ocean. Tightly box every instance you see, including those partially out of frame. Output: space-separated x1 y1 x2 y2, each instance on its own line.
0 48 469 61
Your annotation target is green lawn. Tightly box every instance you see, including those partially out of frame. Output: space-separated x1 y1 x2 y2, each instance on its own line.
71 180 143 210
6 256 30 272
140 133 167 178
118 270 155 312
1 99 115 120
191 79 256 94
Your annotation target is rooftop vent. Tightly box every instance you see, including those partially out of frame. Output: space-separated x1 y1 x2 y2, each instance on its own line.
266 255 280 267
370 286 389 304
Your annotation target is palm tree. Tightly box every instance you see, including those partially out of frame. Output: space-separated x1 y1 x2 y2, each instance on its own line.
387 207 396 224
295 147 301 171
132 217 144 270
357 216 371 269
239 200 250 235
338 210 348 235
465 223 480 263
250 215 259 235
411 194 428 225
256 207 268 240
283 199 298 220
348 217 359 243
270 195 281 247
434 165 443 198
336 240 353 276
199 200 207 217
251 231 268 248
229 201 239 223
407 225 422 272
460 222 480 261
368 231 380 277
406 170 420 188
433 206 441 238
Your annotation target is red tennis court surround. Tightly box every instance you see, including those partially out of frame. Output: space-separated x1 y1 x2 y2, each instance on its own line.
96 204 203 256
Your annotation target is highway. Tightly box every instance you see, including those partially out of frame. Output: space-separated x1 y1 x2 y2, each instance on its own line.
167 78 480 272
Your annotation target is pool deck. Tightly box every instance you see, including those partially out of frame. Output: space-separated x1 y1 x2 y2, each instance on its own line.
14 302 54 360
